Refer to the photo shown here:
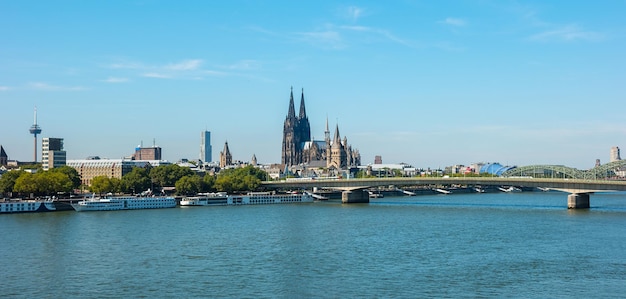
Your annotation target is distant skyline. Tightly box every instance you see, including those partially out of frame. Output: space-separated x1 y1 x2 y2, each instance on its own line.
1 1 625 169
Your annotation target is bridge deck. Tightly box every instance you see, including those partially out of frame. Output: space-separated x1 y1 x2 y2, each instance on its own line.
262 177 626 192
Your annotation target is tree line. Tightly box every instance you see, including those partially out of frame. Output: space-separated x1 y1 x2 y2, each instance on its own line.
0 164 268 197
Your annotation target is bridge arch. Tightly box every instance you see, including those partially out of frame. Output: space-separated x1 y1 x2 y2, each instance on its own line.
503 161 626 179
502 165 584 179
585 160 626 180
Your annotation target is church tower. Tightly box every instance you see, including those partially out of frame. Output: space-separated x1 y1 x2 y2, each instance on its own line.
327 124 347 169
219 141 232 168
281 87 311 166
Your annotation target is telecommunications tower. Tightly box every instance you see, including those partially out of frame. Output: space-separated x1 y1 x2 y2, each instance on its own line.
29 107 42 162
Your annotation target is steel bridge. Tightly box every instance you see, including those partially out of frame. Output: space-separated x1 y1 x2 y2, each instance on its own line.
501 160 626 180
261 177 626 208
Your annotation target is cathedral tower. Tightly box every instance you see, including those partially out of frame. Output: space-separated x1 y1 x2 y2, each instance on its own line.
281 87 311 166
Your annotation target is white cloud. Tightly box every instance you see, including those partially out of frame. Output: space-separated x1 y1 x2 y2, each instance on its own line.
101 77 129 83
340 25 413 47
440 17 466 27
346 6 364 22
142 73 171 79
0 86 10 91
226 60 261 71
297 30 345 49
529 24 604 42
28 82 87 91
165 59 203 71
108 62 144 69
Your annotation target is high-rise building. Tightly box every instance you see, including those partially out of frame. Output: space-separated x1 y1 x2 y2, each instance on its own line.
374 155 382 164
610 146 621 162
42 137 66 171
200 130 212 162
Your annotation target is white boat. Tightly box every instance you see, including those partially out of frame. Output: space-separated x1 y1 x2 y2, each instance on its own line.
0 199 56 214
368 191 384 198
71 196 176 212
180 192 228 206
435 188 452 194
498 186 522 193
227 192 314 205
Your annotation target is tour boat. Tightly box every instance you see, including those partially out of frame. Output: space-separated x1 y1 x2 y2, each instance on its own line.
71 196 176 212
226 192 314 205
0 199 56 214
180 192 228 206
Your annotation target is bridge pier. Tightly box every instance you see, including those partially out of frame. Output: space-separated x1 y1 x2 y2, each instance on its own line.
342 190 369 204
568 193 590 209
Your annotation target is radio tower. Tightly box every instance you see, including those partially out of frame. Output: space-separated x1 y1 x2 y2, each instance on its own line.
29 107 42 162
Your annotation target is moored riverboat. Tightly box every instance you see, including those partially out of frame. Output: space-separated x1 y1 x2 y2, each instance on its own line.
71 196 176 212
0 199 56 214
227 192 314 205
180 192 228 206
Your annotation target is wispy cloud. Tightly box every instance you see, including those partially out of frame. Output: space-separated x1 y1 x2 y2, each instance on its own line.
105 59 224 80
529 24 604 42
0 86 10 91
225 60 261 71
165 59 203 71
341 25 413 47
108 62 144 69
440 17 466 27
142 73 171 79
28 82 87 91
295 23 416 50
101 77 129 83
345 6 364 22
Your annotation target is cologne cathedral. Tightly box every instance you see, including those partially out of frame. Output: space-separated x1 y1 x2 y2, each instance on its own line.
281 88 360 169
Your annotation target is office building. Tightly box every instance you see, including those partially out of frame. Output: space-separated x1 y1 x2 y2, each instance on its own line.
132 145 162 160
200 130 212 162
42 137 66 171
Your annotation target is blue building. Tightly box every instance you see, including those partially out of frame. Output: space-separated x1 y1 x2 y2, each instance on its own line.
200 130 212 163
479 163 516 176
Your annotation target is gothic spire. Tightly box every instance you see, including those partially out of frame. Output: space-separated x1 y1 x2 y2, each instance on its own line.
333 123 341 144
287 86 296 119
299 88 307 119
324 116 330 142
223 141 230 155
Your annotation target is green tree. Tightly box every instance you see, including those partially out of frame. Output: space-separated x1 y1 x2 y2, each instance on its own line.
110 177 122 194
201 174 216 192
150 164 194 188
90 175 114 195
175 175 202 195
214 165 267 193
121 167 151 194
13 172 37 196
0 170 25 196
43 171 73 195
50 166 81 190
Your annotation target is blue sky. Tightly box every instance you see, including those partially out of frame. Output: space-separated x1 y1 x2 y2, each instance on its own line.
1 0 625 170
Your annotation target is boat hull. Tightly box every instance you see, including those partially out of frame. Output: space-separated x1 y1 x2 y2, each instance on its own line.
71 196 176 212
0 200 56 214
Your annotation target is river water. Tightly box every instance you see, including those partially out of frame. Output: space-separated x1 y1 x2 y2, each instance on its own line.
1 192 625 298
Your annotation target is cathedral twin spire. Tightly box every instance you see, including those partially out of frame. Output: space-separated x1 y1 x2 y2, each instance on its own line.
286 86 308 120
282 87 311 166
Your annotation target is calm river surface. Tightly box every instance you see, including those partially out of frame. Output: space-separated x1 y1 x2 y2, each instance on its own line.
1 192 625 298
